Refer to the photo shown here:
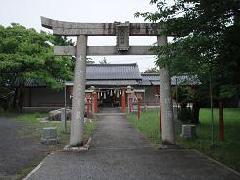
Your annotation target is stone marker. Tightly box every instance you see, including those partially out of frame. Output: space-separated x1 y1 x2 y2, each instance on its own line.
181 124 196 139
41 127 59 145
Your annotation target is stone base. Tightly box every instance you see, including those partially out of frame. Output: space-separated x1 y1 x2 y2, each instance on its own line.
180 124 197 139
63 137 91 152
159 144 180 149
41 138 59 145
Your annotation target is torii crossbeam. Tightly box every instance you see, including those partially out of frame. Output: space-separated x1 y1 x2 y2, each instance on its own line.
41 16 175 147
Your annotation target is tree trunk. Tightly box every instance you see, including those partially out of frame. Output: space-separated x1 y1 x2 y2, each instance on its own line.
18 85 24 113
191 101 200 124
219 100 224 141
13 88 18 110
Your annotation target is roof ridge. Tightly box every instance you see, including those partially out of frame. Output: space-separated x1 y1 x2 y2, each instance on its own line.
87 63 137 66
141 72 159 75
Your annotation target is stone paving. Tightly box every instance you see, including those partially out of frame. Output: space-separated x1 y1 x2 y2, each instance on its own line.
25 108 240 180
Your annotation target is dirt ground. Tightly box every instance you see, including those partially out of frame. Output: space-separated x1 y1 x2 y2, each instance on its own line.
0 117 50 179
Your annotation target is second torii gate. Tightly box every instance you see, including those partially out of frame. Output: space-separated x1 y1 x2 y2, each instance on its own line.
41 17 175 147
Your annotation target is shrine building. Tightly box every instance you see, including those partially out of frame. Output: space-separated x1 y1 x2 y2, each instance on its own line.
22 63 199 112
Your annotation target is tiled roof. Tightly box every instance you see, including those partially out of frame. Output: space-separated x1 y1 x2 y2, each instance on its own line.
86 80 139 86
66 80 139 86
86 63 142 80
21 64 200 87
141 73 159 85
140 73 200 86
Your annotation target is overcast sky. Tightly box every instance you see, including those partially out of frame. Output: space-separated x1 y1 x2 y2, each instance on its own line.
0 0 160 71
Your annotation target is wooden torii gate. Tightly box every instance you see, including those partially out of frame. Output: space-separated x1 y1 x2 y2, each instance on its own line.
41 17 175 146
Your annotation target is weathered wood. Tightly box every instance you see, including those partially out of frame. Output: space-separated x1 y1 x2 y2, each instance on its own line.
54 46 155 56
41 16 161 36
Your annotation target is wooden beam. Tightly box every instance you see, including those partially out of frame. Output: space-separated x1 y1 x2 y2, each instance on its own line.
41 17 161 36
54 46 156 56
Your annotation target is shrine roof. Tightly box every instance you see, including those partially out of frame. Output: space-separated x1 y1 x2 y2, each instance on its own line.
86 63 142 80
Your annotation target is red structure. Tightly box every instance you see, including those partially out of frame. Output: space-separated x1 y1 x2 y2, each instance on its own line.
137 97 142 120
121 88 126 113
92 92 98 113
129 97 133 113
86 96 91 117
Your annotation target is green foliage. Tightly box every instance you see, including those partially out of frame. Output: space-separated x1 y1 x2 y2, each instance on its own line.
172 86 193 104
136 0 240 100
0 24 74 89
178 107 192 124
144 67 159 73
128 110 161 145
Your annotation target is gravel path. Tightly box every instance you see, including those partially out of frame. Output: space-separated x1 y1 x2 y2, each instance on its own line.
26 108 240 180
0 116 49 179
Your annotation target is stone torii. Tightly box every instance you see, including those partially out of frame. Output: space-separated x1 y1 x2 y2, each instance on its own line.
41 17 175 146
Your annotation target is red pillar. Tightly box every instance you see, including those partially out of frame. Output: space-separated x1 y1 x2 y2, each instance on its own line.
137 97 142 120
92 92 98 113
121 88 126 113
129 97 133 113
86 97 90 117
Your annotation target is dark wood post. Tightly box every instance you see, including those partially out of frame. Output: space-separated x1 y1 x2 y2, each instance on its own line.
219 101 224 141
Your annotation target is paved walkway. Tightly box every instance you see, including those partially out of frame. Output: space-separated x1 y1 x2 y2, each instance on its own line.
0 117 49 179
26 108 240 180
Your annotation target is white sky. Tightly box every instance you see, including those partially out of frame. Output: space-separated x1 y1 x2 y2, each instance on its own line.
0 0 160 72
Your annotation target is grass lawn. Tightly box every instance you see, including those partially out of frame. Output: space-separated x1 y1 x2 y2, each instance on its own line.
127 108 240 172
15 112 96 147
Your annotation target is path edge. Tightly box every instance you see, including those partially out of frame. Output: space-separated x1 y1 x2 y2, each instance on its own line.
23 152 55 180
192 149 240 177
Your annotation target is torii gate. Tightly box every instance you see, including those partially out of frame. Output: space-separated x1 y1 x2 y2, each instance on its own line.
41 17 175 146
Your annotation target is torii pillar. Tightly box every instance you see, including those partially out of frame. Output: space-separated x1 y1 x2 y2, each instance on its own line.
158 36 175 145
70 35 87 146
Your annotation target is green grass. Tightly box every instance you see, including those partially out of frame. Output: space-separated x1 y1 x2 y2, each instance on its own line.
15 112 96 146
127 108 240 172
128 110 161 145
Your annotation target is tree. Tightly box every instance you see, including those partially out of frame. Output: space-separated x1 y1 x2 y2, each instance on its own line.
136 0 240 126
0 24 74 111
144 67 159 73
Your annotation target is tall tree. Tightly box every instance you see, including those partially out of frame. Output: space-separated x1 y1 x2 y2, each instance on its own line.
144 67 159 73
0 24 74 111
136 0 240 124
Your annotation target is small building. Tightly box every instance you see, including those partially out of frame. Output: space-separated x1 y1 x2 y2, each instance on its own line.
22 63 199 112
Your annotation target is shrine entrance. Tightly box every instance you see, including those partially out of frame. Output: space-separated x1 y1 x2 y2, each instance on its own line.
41 17 175 146
98 88 121 107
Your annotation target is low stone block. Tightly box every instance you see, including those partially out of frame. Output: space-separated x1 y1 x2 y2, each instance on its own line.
180 124 196 139
48 108 71 121
41 127 59 145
